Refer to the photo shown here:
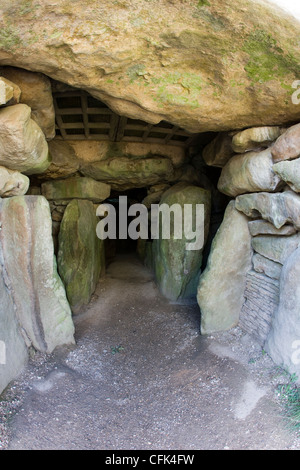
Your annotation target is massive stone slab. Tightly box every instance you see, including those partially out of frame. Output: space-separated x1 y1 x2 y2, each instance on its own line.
58 199 105 314
0 196 75 353
81 156 174 191
0 261 28 395
0 165 29 197
197 201 252 335
0 66 55 140
235 191 300 230
41 176 111 202
273 157 300 192
265 246 300 383
217 148 281 197
231 126 281 153
271 123 300 163
0 1 300 133
0 104 50 174
152 182 211 301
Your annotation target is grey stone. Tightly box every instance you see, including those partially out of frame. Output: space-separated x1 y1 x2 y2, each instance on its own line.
271 123 300 163
265 246 300 383
252 253 282 280
0 196 75 353
251 234 300 265
197 201 252 335
235 190 300 230
218 148 281 197
248 219 296 237
273 157 300 192
231 126 281 153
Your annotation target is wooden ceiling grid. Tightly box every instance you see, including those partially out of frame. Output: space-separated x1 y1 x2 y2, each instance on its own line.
53 91 195 148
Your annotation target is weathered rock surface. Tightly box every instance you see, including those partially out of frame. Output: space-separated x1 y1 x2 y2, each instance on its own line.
248 219 296 237
252 253 282 280
0 66 55 140
265 247 300 383
41 176 111 202
235 191 300 230
231 126 281 153
39 140 80 180
0 76 20 105
0 1 299 132
271 123 300 162
0 196 75 353
240 271 279 346
152 182 211 301
58 199 105 314
81 156 174 191
202 133 233 168
0 261 28 395
197 201 252 335
252 234 300 265
218 148 281 197
0 166 29 197
0 104 50 174
273 157 300 192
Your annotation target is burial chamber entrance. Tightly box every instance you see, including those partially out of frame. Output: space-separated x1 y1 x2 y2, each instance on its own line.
28 83 226 318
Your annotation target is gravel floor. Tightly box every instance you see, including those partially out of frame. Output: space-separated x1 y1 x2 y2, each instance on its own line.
1 253 300 450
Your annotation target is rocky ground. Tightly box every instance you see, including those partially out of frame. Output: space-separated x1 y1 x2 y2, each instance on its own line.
0 253 300 451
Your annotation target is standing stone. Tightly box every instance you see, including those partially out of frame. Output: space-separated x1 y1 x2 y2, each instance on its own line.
235 191 300 230
265 246 300 383
0 165 29 197
0 67 56 140
0 196 75 353
271 123 300 163
0 104 50 174
273 157 300 192
197 201 252 335
231 126 281 153
0 261 28 395
152 182 211 301
58 199 105 314
217 148 281 197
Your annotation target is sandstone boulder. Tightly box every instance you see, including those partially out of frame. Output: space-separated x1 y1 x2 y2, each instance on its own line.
80 156 174 191
197 201 252 335
202 133 233 168
248 219 296 237
0 1 300 133
217 148 281 197
235 191 300 230
0 262 28 395
273 157 300 192
251 234 300 265
265 246 300 383
0 165 29 197
271 123 300 163
58 199 105 314
41 176 111 202
0 104 50 174
231 126 281 153
0 66 55 140
152 182 211 301
0 196 75 353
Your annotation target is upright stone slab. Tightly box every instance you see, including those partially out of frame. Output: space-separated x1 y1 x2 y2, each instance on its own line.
266 247 300 383
58 199 105 314
152 182 211 301
197 201 252 334
0 262 28 395
0 196 75 353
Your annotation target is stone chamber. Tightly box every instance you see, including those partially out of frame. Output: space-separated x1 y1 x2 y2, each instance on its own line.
1 0 300 396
